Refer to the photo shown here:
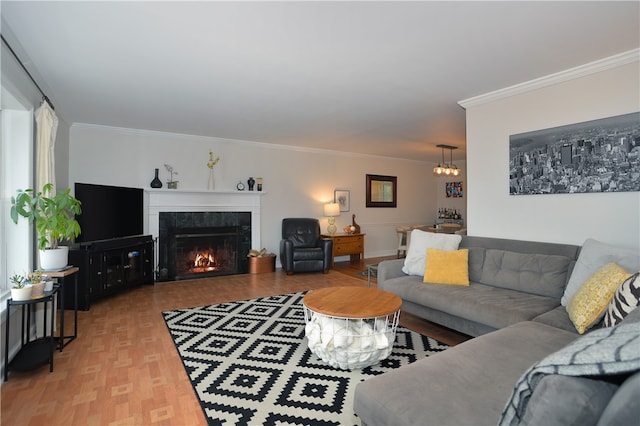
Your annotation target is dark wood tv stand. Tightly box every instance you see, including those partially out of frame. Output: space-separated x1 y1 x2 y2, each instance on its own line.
69 235 154 310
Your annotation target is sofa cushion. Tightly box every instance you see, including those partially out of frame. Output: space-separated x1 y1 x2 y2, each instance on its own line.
620 302 640 324
468 246 486 282
401 230 461 276
562 239 640 306
567 262 631 334
382 275 559 330
520 375 617 426
480 249 573 299
354 321 578 426
423 248 469 286
603 272 640 328
291 247 324 261
597 371 640 426
532 306 579 333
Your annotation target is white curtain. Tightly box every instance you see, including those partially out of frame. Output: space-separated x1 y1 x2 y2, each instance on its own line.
35 99 58 193
34 100 59 334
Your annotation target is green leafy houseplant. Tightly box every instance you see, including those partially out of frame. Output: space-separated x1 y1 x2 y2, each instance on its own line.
10 183 82 250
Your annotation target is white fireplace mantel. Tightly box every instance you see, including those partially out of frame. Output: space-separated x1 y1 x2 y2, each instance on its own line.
145 189 265 250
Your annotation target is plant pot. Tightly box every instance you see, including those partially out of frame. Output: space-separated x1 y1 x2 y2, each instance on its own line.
44 280 54 292
11 286 32 301
40 246 69 271
29 282 45 298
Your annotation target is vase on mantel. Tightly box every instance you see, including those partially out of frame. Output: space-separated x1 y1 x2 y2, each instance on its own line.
208 168 215 190
150 168 163 188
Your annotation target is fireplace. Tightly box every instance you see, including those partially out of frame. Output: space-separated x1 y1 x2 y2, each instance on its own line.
157 212 251 281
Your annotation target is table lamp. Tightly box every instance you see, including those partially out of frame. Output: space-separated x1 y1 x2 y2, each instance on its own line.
323 203 340 234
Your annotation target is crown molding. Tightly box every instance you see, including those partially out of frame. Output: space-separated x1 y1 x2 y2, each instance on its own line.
458 48 640 109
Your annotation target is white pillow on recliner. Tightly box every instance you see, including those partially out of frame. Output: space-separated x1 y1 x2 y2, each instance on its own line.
401 230 462 276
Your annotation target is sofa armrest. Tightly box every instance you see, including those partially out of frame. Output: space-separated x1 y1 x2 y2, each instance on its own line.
280 239 294 271
319 238 333 271
377 259 406 285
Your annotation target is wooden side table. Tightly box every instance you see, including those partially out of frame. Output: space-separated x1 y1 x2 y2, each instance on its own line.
43 266 79 350
321 233 365 267
303 286 402 369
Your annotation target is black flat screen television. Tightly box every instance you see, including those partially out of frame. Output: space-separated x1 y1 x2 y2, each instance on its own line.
74 183 144 244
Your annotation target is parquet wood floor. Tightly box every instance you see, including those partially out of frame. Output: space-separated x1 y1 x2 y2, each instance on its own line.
1 257 469 425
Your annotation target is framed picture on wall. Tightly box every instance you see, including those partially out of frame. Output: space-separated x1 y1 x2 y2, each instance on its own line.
334 189 350 212
509 111 640 195
366 174 397 208
446 182 463 198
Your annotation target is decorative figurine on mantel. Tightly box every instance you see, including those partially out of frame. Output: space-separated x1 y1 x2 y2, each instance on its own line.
150 168 162 188
351 214 361 234
247 177 256 191
207 150 220 190
164 164 179 189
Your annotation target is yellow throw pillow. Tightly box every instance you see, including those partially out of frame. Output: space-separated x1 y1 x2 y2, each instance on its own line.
567 262 631 334
423 248 469 286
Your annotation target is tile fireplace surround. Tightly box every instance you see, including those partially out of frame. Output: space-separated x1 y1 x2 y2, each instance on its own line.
146 189 264 255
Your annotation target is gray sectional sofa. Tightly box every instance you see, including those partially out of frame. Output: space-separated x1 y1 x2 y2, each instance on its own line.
377 236 582 337
354 235 640 426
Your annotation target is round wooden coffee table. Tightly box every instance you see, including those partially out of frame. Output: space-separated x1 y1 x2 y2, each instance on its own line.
303 286 402 370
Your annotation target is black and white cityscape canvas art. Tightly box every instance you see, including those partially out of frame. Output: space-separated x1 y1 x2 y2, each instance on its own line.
509 112 640 195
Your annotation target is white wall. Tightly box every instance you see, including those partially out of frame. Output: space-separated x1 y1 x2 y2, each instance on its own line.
54 117 71 188
69 124 439 258
464 60 639 250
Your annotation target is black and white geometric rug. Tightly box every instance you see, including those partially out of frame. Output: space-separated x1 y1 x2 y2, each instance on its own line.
162 291 449 425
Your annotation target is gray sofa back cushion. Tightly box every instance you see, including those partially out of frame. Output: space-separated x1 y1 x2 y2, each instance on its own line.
460 236 581 259
468 247 486 282
480 249 573 299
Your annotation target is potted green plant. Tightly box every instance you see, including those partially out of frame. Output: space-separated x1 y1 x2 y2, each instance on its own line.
27 270 45 298
9 274 32 301
10 183 82 270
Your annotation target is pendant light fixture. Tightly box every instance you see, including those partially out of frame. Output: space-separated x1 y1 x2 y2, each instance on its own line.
433 144 461 177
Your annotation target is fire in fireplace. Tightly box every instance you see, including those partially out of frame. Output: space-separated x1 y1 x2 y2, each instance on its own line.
193 252 216 270
175 227 239 278
158 212 251 281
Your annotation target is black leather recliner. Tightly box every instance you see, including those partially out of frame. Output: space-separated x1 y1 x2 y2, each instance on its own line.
280 218 333 275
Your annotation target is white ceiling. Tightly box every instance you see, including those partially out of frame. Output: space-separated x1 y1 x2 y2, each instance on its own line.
2 1 639 163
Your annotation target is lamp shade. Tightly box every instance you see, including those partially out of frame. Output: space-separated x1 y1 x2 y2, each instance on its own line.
323 203 340 217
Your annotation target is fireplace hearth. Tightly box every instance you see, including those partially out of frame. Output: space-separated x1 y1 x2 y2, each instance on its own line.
158 212 251 281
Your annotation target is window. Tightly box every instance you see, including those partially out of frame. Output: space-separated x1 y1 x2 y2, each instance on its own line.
1 89 34 296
